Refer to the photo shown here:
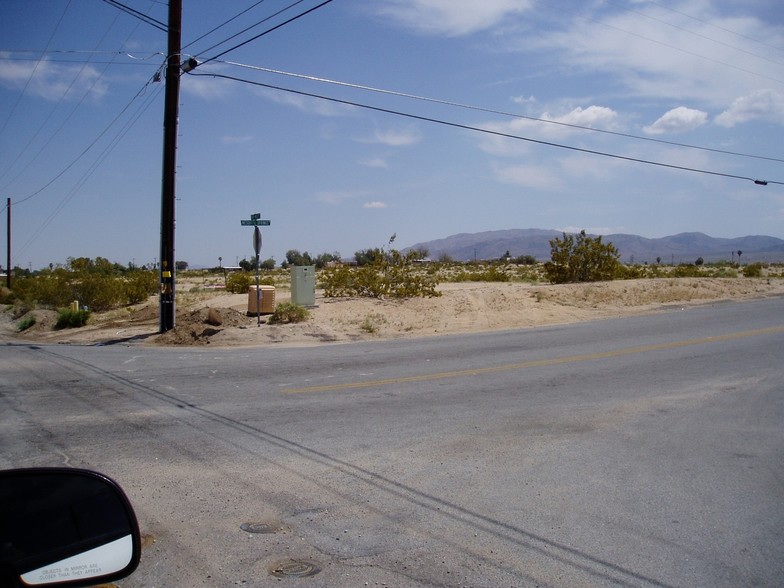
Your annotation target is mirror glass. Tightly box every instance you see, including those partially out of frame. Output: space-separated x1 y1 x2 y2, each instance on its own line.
0 468 141 587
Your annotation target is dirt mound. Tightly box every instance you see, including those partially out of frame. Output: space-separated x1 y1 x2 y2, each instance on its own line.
153 307 254 346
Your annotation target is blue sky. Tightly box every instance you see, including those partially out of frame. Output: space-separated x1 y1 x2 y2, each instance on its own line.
1 0 783 270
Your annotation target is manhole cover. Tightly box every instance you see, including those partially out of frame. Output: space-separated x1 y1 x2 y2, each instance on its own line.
268 559 321 578
240 522 279 534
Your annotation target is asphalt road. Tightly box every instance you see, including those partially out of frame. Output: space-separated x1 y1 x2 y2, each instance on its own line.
2 297 783 587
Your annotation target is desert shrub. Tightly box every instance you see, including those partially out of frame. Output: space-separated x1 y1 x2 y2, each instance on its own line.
0 287 15 304
671 264 703 278
543 231 621 284
743 262 763 278
17 315 36 332
70 273 123 311
11 265 157 310
321 250 441 298
55 308 90 329
268 302 309 324
226 272 253 294
708 267 738 278
360 312 387 333
446 265 510 283
124 271 158 304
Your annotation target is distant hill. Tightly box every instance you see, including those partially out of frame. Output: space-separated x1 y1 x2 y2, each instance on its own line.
405 229 784 263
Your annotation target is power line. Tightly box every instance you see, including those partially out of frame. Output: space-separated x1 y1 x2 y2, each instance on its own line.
182 0 270 51
10 72 164 207
15 83 163 261
219 61 784 164
188 0 307 59
100 0 167 33
0 50 164 65
605 0 784 69
187 70 783 187
646 0 784 56
0 8 127 188
198 0 336 65
0 1 71 138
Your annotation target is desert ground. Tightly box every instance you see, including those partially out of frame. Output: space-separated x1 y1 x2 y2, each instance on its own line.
3 277 784 347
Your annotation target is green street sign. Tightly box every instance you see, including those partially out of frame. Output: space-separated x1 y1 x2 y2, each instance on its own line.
240 219 270 226
250 213 261 220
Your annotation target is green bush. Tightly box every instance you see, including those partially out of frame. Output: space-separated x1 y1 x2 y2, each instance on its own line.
321 250 441 298
543 231 621 284
124 271 158 304
11 265 158 310
17 315 36 332
446 265 511 283
743 263 763 278
226 272 252 294
55 308 90 329
671 264 703 278
268 302 309 324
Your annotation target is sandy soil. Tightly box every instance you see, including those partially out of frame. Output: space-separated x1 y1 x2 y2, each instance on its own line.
3 278 783 348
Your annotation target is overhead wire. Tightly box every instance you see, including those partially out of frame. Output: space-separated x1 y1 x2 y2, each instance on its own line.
196 0 336 66
15 82 164 260
0 0 72 138
10 69 164 207
604 0 784 69
0 7 127 188
646 0 784 55
219 61 784 164
0 50 165 63
181 0 270 52
187 70 783 187
99 0 167 33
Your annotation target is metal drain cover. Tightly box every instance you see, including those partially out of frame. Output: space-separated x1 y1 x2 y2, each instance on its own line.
268 559 321 578
240 521 279 534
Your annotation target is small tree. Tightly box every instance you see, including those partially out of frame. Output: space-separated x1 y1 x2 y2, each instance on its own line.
543 230 620 284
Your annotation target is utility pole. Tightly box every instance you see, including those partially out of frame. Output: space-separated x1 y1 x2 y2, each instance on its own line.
159 0 182 332
5 198 10 288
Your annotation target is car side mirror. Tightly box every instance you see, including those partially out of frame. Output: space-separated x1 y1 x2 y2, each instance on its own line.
0 468 141 587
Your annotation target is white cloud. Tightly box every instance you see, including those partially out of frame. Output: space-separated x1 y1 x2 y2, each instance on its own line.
377 0 533 36
558 226 616 235
520 5 782 107
364 201 389 209
316 190 372 205
545 105 619 131
257 87 356 116
360 157 389 168
360 127 421 146
220 135 253 144
477 104 619 156
644 106 708 135
0 55 107 101
493 162 562 190
511 95 537 106
715 90 784 127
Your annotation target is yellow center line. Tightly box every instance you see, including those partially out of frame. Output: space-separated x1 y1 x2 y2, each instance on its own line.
283 325 784 394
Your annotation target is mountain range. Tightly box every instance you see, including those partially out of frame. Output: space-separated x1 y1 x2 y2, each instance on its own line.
405 229 784 264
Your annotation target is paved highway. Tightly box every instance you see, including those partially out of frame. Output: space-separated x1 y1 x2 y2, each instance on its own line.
2 297 783 587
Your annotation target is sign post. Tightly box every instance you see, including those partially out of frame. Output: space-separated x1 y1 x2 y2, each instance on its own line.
240 214 271 326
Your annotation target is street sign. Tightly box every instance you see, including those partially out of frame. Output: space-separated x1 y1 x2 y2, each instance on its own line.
253 226 262 256
240 219 270 226
250 213 261 220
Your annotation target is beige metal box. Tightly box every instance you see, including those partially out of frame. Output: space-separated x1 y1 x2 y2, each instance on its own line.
247 285 275 314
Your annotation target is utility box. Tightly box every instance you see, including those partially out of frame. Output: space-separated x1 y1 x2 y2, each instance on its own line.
247 285 276 315
290 265 316 307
